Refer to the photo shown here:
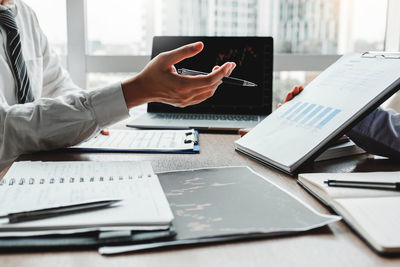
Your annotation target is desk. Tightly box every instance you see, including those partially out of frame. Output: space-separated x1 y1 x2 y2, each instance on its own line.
1 133 400 267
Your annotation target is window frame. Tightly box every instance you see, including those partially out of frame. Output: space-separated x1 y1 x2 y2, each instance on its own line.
65 0 398 88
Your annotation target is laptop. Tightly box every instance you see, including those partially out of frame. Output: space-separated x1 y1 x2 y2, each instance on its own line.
127 36 273 131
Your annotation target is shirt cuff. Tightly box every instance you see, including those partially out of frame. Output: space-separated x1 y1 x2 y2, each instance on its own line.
90 82 129 128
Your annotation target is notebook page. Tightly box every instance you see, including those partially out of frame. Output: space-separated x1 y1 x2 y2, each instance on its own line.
334 197 400 252
298 172 400 199
0 161 173 231
0 161 154 214
72 129 195 151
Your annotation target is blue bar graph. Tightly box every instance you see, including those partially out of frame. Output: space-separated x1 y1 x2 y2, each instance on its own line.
308 107 333 127
293 103 316 122
300 105 324 125
282 101 301 117
280 101 340 130
287 102 308 120
316 109 341 128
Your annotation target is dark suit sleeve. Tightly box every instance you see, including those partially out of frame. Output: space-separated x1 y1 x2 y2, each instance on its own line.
347 107 400 159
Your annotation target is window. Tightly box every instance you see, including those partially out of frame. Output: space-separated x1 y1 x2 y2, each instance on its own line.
24 0 67 55
24 0 399 97
84 0 388 56
87 0 149 55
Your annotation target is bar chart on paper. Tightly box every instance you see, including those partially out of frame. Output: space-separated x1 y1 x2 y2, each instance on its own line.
280 101 341 129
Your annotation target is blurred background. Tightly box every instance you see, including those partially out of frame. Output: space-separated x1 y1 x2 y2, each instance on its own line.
24 0 399 110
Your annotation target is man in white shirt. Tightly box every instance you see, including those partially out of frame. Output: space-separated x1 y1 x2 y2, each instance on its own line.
0 0 235 170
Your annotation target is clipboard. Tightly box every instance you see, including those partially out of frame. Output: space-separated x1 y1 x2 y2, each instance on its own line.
68 129 200 154
235 52 400 176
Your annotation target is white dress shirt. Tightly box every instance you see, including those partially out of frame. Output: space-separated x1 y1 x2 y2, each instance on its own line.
0 0 129 171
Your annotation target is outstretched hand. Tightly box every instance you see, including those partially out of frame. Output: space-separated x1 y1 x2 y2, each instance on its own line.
238 85 304 136
121 42 236 109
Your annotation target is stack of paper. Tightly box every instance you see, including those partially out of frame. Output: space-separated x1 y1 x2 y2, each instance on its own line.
315 140 365 162
0 161 173 237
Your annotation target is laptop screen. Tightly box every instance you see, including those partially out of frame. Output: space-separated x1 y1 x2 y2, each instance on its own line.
148 36 273 115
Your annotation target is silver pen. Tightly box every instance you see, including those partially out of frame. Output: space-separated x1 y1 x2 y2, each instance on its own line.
324 180 400 191
0 199 121 223
177 68 257 87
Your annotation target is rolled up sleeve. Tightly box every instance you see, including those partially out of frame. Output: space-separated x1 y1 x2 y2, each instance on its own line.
0 83 129 171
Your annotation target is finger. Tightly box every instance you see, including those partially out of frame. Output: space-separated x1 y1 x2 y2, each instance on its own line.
284 92 293 103
190 80 223 94
292 86 300 96
212 65 220 71
189 80 222 97
225 62 236 77
185 79 223 104
183 88 218 107
170 80 221 107
175 62 233 88
277 103 282 108
238 128 251 136
101 129 110 136
298 85 304 92
161 42 204 66
169 79 222 103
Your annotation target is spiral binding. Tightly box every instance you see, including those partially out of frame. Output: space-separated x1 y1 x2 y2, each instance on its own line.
0 173 153 186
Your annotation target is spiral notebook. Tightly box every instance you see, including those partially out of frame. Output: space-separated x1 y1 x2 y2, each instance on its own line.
0 161 174 237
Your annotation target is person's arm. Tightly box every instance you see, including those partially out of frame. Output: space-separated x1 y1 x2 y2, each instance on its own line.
36 8 235 106
0 11 129 170
347 107 400 159
0 22 234 171
0 84 129 170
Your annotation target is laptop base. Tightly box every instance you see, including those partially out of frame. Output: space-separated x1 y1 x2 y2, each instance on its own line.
126 113 263 132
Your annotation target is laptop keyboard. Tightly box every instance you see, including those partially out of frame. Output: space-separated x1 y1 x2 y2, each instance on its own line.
151 113 258 122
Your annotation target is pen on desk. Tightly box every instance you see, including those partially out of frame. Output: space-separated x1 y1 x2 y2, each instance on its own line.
0 199 121 223
177 68 257 87
324 180 400 191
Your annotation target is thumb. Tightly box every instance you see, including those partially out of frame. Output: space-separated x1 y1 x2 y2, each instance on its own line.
161 42 204 66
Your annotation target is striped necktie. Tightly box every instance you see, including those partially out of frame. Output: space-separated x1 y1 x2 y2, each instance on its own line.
0 9 34 103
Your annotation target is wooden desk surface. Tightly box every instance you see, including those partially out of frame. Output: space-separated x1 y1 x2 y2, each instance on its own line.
1 133 400 267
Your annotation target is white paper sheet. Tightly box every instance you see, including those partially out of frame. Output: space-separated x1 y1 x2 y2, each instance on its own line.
71 129 196 151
